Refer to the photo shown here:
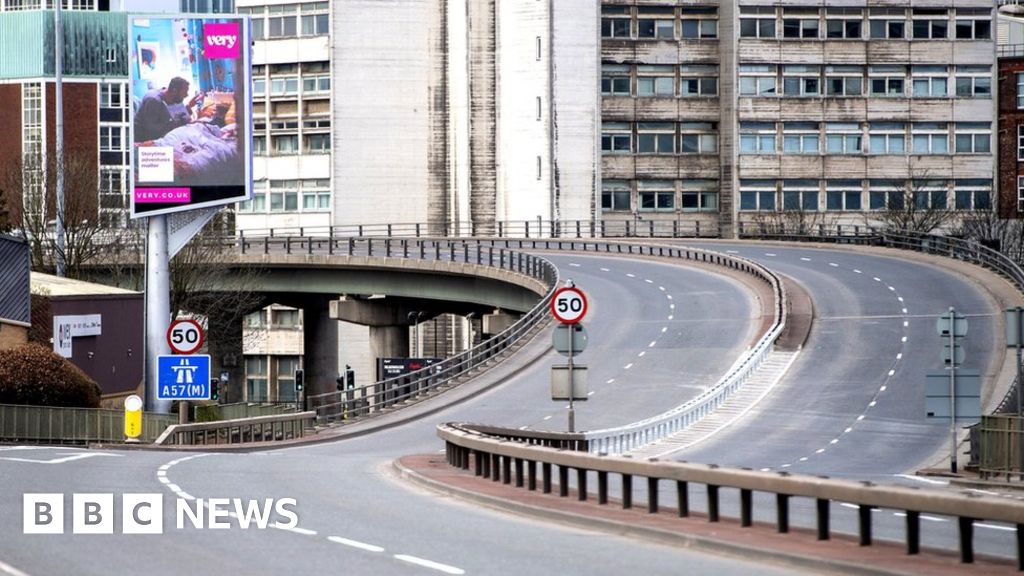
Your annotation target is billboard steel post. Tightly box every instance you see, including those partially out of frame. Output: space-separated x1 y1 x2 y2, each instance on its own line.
145 215 172 414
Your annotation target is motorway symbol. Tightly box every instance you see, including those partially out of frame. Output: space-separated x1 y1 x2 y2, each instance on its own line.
167 318 205 355
157 355 211 400
551 287 588 324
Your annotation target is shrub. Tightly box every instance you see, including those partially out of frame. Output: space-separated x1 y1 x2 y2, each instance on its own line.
0 343 101 408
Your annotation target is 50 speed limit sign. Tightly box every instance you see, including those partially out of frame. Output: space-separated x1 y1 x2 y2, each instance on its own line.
167 318 205 355
551 287 588 324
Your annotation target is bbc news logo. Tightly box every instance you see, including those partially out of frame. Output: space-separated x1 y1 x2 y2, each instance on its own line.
24 494 298 534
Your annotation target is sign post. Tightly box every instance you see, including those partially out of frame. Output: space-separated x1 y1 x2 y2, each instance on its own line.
936 307 968 474
551 284 588 432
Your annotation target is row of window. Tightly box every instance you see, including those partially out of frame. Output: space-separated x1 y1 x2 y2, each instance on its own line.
601 6 991 41
244 354 301 403
602 180 719 212
737 179 991 212
239 2 329 40
252 134 330 156
602 122 718 155
237 179 331 213
738 65 990 98
738 122 991 155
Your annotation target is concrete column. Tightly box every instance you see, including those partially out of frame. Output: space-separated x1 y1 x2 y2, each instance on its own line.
301 296 338 397
718 0 739 239
467 0 497 234
369 325 410 375
207 308 244 404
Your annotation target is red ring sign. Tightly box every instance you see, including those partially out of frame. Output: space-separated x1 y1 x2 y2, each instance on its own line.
551 287 588 324
167 319 205 355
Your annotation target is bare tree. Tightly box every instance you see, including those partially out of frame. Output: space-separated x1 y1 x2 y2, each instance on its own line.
865 177 956 234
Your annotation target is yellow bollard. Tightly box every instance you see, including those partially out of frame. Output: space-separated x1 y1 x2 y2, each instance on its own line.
124 395 143 443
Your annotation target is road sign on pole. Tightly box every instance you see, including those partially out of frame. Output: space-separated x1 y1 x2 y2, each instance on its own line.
553 324 588 356
551 287 588 324
167 318 205 355
157 355 211 400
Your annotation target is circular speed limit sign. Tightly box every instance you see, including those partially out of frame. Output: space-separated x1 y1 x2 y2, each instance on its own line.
167 319 205 355
551 287 588 324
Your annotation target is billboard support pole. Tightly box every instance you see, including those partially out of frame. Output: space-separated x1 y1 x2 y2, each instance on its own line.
145 214 172 414
54 1 66 277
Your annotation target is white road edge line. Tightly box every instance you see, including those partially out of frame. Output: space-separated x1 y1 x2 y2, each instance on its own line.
0 561 31 576
394 555 465 575
327 536 385 552
274 524 317 536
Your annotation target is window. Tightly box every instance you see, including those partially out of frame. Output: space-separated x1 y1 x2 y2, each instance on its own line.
783 9 820 39
304 134 330 153
680 65 718 97
1018 74 1024 108
601 64 631 96
245 356 268 403
1019 177 1024 213
270 76 299 95
954 179 991 211
253 78 266 97
740 6 776 38
782 123 819 154
98 168 126 215
1019 125 1024 160
268 180 299 212
955 8 990 40
638 7 675 40
302 75 330 94
782 180 819 211
638 180 674 212
601 7 631 38
869 8 905 39
602 180 631 212
679 122 718 154
912 9 948 39
268 5 298 38
637 65 675 97
740 122 776 153
911 123 948 154
99 126 123 151
954 66 991 98
244 310 267 328
826 180 863 211
825 65 863 96
826 8 862 39
272 135 299 155
911 180 948 210
300 2 329 36
912 65 948 97
739 180 777 211
637 122 675 154
99 83 125 109
739 65 777 96
239 181 268 213
601 122 632 154
825 123 862 154
301 179 331 210
253 136 267 156
251 17 264 40
868 122 905 154
869 179 904 210
782 65 821 96
681 7 717 39
868 65 905 96
954 122 991 154
680 179 718 211
273 309 300 328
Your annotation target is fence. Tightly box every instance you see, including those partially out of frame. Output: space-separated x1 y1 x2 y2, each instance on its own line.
154 412 316 446
439 422 1024 569
0 403 175 444
979 415 1024 480
196 402 297 422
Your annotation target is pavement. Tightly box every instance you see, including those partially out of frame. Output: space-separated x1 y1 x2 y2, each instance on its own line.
395 453 1020 576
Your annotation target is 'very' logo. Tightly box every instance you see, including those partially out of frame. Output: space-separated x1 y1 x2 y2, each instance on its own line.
203 22 240 59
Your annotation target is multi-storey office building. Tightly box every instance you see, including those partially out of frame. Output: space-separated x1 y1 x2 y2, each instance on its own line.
601 1 996 236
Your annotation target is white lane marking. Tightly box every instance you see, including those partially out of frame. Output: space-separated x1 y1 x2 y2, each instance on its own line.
661 327 667 333
0 452 123 465
888 286 896 292
274 524 317 536
328 536 385 552
829 263 839 267
166 483 182 493
901 336 907 343
873 277 882 282
844 427 853 433
568 263 580 267
637 351 646 358
659 286 666 291
904 321 909 327
966 488 1000 496
888 370 895 376
894 474 949 486
0 560 32 576
157 470 167 477
726 250 739 254
764 253 776 257
667 294 673 300
644 279 653 284
898 297 904 302
853 269 862 274
857 415 866 421
880 386 887 392
896 353 903 360
668 315 674 320
394 556 465 575
626 273 636 278
588 391 596 397
158 476 170 485
670 304 675 310
623 363 634 370
606 379 615 384
902 309 908 314
760 467 771 472
600 267 610 272
800 257 812 262
648 341 657 348
543 415 552 421
830 439 839 445
815 448 825 454
869 401 877 407
0 446 84 452
781 464 791 468
799 457 808 462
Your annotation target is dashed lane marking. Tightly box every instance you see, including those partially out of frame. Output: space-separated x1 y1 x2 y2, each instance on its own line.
394 555 466 575
328 536 384 552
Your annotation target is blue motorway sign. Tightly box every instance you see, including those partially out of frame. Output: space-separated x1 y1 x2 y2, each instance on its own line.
157 355 211 400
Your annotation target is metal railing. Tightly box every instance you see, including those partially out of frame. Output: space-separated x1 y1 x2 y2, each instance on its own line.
979 415 1024 480
439 421 1024 568
154 412 316 446
0 403 175 444
199 402 298 422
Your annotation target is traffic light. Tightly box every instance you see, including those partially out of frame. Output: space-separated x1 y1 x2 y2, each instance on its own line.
294 369 304 392
345 365 355 389
336 375 345 391
210 378 220 402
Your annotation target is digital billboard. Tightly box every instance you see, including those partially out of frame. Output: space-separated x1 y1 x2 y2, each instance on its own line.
129 15 251 218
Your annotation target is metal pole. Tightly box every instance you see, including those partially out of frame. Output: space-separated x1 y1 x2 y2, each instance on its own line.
1017 308 1023 479
567 326 575 433
145 215 172 413
54 1 66 277
949 307 957 474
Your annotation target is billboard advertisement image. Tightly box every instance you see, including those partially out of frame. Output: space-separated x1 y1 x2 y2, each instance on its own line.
129 15 251 218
